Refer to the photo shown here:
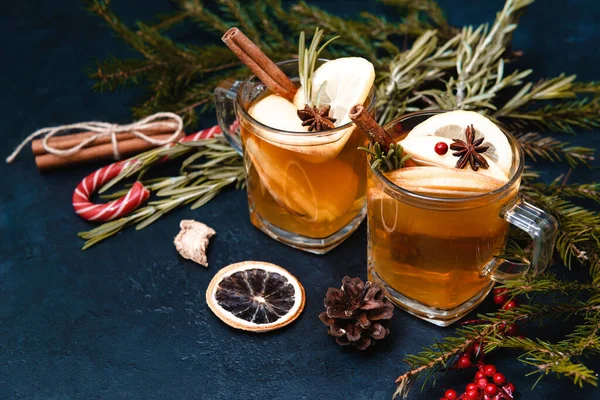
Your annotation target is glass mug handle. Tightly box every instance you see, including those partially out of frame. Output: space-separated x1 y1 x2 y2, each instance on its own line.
492 198 559 282
214 78 243 155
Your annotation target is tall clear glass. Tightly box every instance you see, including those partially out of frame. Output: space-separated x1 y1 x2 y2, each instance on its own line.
367 111 558 326
215 60 375 254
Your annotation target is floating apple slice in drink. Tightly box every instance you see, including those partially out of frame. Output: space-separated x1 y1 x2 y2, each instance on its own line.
248 57 374 161
245 134 358 223
385 166 505 197
400 136 509 182
404 110 513 176
293 57 375 126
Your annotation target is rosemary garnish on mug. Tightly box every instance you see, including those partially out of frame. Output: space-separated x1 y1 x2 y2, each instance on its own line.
351 104 410 172
296 28 339 131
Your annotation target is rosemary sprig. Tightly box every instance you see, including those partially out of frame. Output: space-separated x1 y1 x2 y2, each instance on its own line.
298 27 339 106
359 142 411 172
78 138 244 249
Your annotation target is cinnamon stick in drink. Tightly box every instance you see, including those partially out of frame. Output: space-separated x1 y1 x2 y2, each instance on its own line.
349 104 395 151
35 133 178 171
31 123 177 156
222 27 296 101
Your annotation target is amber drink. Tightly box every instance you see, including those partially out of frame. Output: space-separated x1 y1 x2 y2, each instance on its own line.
367 111 558 326
241 108 367 240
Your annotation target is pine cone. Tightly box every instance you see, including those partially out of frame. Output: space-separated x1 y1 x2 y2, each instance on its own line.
319 276 394 350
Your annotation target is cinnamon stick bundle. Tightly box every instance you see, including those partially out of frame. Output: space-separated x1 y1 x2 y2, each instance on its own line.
349 104 395 150
35 133 178 171
222 27 297 101
31 123 176 156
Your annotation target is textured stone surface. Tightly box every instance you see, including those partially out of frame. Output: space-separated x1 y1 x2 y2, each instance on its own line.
1 1 599 399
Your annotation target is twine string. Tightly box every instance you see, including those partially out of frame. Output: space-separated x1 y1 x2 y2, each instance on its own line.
6 112 184 163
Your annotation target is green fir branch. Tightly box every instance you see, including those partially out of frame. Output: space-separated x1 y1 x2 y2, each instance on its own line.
504 98 600 134
395 302 599 398
516 132 595 167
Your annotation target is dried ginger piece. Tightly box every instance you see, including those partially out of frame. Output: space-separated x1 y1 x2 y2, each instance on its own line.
174 220 216 267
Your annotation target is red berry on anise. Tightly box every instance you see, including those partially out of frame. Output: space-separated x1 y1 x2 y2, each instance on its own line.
484 383 498 397
444 389 457 400
466 383 477 392
457 355 472 369
493 294 507 305
434 142 449 155
465 389 479 400
503 300 517 310
483 364 497 377
493 373 506 386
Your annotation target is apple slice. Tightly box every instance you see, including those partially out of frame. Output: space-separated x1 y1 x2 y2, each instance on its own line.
385 166 505 197
405 110 513 176
245 134 359 223
400 136 509 182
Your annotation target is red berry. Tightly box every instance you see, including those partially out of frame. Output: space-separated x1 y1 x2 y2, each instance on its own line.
465 389 479 400
504 382 516 393
483 364 496 377
473 341 484 358
493 294 507 305
444 389 457 400
484 383 498 397
457 355 472 369
503 300 517 310
505 323 519 336
466 383 477 392
493 287 507 296
476 378 488 389
475 371 486 380
493 373 506 386
434 142 449 155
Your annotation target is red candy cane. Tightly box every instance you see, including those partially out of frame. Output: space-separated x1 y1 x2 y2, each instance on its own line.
73 125 222 222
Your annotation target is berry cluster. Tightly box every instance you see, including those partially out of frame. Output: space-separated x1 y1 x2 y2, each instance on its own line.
440 288 522 399
492 288 521 337
441 364 515 400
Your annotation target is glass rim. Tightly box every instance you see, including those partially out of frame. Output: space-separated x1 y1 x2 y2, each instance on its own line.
235 59 377 138
371 110 525 204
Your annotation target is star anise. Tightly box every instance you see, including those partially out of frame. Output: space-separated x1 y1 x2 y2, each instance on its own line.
450 124 490 171
297 104 337 132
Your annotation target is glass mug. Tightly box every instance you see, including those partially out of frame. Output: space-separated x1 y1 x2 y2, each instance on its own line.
367 111 558 326
215 60 375 254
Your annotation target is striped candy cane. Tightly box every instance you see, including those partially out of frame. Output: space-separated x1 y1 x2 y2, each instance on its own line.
73 125 222 222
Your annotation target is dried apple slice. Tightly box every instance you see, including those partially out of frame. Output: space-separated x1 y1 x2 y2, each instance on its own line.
386 166 505 197
400 136 509 182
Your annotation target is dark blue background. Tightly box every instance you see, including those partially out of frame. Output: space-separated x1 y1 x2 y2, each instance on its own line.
1 1 599 399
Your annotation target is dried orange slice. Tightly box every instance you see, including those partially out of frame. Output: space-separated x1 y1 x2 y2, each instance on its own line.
206 261 305 332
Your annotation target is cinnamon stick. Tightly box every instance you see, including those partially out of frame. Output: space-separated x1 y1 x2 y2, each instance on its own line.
35 133 179 171
222 27 296 100
31 124 176 156
349 104 395 150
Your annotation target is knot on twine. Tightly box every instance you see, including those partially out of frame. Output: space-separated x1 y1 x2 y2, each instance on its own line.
6 112 184 163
